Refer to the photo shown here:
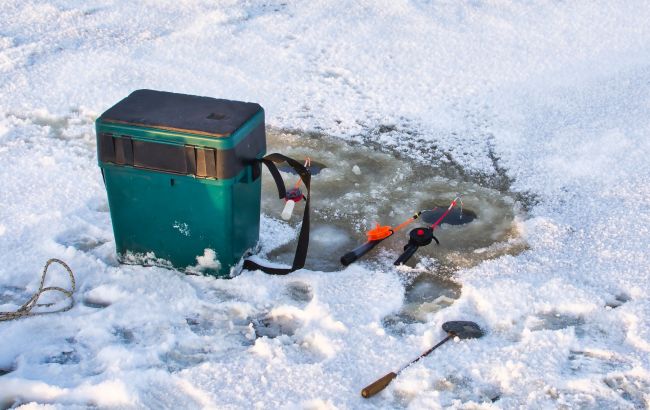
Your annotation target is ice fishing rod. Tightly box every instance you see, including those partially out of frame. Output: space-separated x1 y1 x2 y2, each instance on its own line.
340 196 463 266
361 320 484 398
281 157 310 220
340 213 423 266
394 196 462 266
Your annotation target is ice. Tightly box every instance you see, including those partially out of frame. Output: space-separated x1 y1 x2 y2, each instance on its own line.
265 129 523 274
1 0 650 408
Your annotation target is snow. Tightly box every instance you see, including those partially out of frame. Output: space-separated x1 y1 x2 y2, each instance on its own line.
187 249 222 275
1 0 650 408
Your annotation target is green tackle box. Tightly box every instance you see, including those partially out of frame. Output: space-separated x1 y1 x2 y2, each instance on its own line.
96 89 266 277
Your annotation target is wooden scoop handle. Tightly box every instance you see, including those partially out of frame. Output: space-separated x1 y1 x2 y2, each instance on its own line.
361 372 397 398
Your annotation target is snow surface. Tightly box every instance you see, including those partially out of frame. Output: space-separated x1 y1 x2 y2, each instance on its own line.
1 0 650 408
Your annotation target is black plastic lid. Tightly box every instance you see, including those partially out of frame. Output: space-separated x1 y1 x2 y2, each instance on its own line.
99 89 262 138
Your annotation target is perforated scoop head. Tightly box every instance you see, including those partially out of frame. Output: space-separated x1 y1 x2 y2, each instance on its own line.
442 321 484 339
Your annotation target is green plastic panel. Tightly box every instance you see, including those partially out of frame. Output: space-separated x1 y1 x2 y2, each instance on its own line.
100 163 261 277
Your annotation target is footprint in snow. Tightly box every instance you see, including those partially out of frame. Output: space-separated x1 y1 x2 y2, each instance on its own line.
252 312 303 339
568 349 632 375
285 281 313 305
56 225 110 252
186 314 256 348
394 374 500 407
160 346 210 372
605 293 630 309
604 374 650 408
58 234 109 252
0 286 28 305
113 327 135 344
43 350 80 365
528 311 586 337
0 364 15 377
81 298 111 309
186 314 225 337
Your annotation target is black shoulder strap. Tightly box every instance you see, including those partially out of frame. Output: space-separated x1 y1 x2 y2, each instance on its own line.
243 153 311 275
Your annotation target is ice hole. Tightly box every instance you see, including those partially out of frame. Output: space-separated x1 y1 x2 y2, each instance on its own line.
263 129 527 325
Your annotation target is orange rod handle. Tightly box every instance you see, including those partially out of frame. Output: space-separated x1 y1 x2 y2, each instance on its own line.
361 372 397 398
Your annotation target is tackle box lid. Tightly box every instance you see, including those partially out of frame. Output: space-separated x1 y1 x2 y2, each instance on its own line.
99 89 262 138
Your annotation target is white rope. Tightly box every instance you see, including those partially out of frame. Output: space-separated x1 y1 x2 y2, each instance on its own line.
0 258 76 322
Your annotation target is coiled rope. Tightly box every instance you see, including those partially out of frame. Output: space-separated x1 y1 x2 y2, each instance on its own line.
0 258 76 322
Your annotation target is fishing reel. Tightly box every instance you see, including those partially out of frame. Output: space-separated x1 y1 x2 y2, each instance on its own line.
394 227 439 266
281 157 311 221
281 187 306 220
